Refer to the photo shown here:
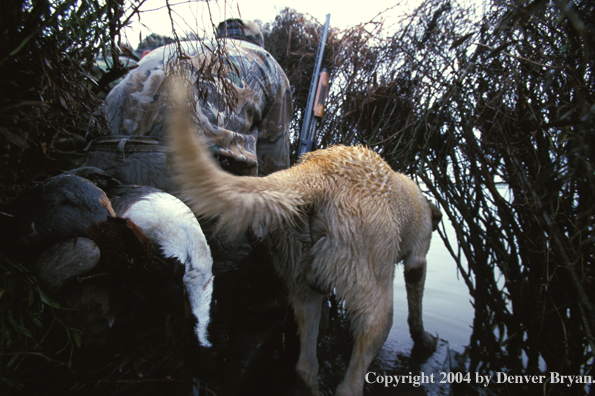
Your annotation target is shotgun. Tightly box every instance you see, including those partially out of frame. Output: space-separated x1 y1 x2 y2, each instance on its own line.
298 14 330 158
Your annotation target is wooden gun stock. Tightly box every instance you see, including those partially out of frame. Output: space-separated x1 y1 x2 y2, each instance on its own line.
313 69 329 119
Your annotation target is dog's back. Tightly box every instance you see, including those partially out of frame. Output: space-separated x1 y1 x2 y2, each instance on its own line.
277 146 435 328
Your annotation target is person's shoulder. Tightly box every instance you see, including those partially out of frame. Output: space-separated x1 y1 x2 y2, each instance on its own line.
231 40 282 68
224 39 268 55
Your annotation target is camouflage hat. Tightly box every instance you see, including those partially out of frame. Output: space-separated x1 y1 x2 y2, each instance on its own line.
136 33 175 57
217 19 264 48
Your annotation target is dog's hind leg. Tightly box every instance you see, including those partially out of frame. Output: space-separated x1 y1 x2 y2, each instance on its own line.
335 279 394 396
291 285 324 396
404 253 437 350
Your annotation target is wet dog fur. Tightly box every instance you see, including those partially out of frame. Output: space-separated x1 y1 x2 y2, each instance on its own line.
167 80 442 396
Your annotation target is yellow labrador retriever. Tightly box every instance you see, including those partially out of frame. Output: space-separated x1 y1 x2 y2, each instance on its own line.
168 80 442 396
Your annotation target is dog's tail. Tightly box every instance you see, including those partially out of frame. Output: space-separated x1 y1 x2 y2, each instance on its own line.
167 78 303 237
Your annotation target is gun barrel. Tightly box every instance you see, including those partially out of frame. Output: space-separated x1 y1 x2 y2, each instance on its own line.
298 14 331 158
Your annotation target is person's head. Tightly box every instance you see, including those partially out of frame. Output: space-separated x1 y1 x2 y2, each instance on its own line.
216 19 264 48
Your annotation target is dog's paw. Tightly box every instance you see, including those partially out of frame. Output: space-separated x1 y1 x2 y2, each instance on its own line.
413 331 438 352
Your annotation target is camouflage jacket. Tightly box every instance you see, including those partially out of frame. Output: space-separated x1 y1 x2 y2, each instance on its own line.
104 39 292 176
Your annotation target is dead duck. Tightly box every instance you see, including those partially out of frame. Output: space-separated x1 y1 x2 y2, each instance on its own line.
106 183 214 348
23 173 116 239
7 173 117 262
30 166 214 348
66 165 214 348
6 172 152 294
34 216 154 294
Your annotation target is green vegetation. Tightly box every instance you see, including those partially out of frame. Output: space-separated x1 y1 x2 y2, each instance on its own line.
1 255 81 391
